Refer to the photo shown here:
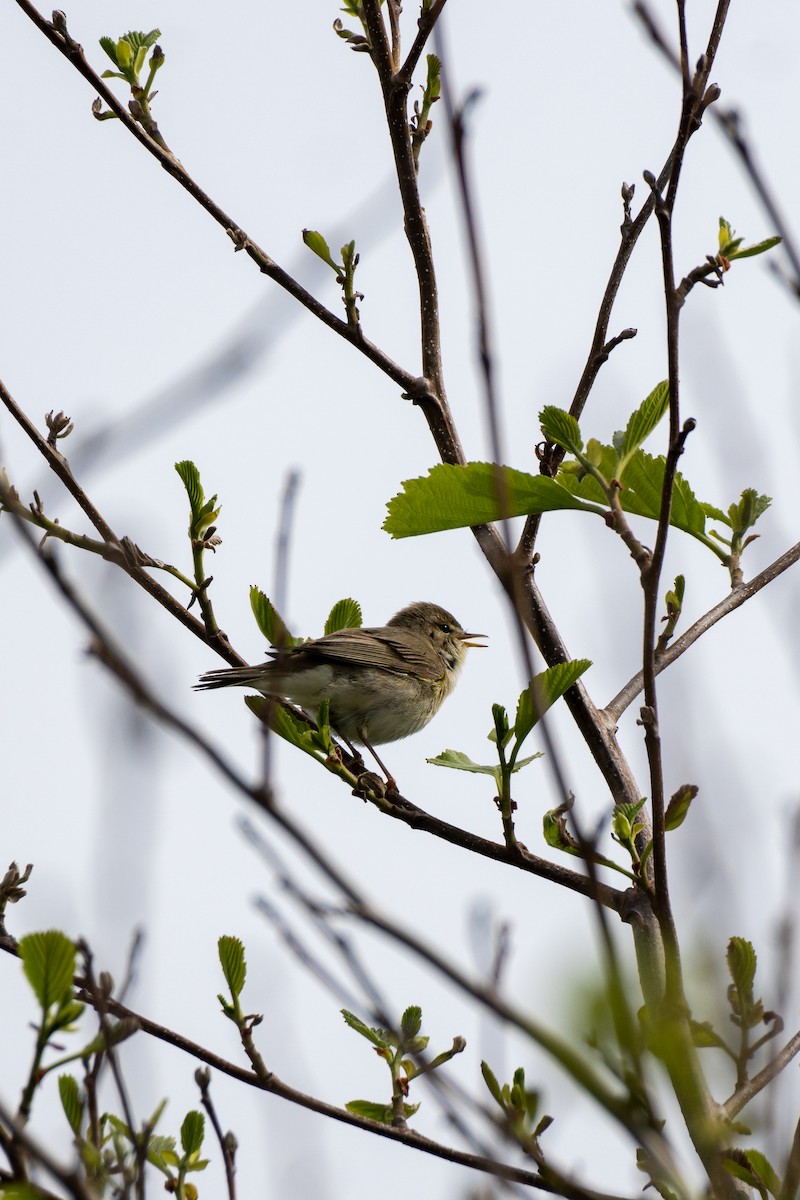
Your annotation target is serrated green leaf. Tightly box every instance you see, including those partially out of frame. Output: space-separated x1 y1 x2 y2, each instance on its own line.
249 587 297 648
302 229 341 271
730 488 771 535
181 1111 205 1156
540 406 583 454
665 784 698 831
58 1074 83 1136
218 936 246 1000
325 598 362 634
384 462 601 538
507 753 543 773
19 931 75 1011
514 660 592 742
724 1153 769 1200
99 35 120 66
727 937 757 996
741 1150 781 1198
426 749 501 778
341 1009 390 1048
617 381 670 468
147 1135 178 1170
401 1006 422 1039
700 501 730 526
175 460 204 514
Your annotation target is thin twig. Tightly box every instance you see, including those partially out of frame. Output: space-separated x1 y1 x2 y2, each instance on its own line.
721 1030 800 1122
605 539 800 720
0 1097 94 1200
12 2 442 411
0 946 622 1198
632 0 800 297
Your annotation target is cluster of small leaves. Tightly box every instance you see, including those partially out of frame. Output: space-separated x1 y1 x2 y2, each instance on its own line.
686 937 783 1088
725 937 783 1060
717 217 781 270
175 461 221 551
542 799 635 881
429 659 590 785
342 1006 465 1126
544 781 697 881
94 28 169 147
58 1079 208 1200
480 1062 552 1150
99 29 162 88
302 230 363 327
383 381 771 577
12 932 205 1198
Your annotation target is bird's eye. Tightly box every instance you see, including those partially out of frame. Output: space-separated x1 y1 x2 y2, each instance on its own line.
439 623 452 633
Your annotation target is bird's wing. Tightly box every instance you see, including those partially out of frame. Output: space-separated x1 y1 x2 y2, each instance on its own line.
307 626 442 681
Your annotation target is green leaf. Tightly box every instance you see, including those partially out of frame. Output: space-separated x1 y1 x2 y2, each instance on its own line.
246 696 327 761
689 1019 729 1050
218 936 246 1000
542 807 581 856
325 598 362 634
514 660 592 742
146 1134 178 1171
341 1009 389 1049
58 1074 83 1136
726 937 757 997
19 931 75 1011
249 587 297 648
729 236 781 260
302 229 341 271
99 35 121 67
180 1111 205 1156
665 784 698 831
345 1099 392 1123
400 1006 422 1039
384 462 601 538
540 406 583 455
426 749 502 779
728 488 771 535
175 460 204 514
740 1150 781 1199
480 1060 504 1106
617 381 669 469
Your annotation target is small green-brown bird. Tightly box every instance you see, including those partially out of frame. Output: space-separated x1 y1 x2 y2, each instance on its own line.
196 601 485 786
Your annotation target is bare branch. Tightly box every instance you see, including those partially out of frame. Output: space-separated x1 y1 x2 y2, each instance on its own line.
604 540 800 721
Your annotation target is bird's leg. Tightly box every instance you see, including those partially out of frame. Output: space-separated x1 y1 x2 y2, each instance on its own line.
359 733 399 795
336 731 366 775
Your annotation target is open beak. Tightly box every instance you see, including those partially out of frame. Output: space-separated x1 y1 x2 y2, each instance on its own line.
460 633 487 649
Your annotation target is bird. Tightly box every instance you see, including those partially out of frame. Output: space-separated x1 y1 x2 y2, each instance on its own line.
196 601 485 789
